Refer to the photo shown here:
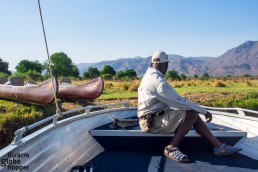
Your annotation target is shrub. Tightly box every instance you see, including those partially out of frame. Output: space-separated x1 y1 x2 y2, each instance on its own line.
183 81 191 86
201 81 211 87
117 82 130 90
212 81 226 87
83 67 100 79
244 81 253 87
42 73 51 80
105 82 114 89
12 70 42 81
122 83 129 90
200 73 209 80
0 72 10 77
0 100 56 147
171 81 182 88
128 82 140 92
166 70 181 80
102 74 112 80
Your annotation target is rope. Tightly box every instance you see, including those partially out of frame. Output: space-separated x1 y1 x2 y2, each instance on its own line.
37 0 62 116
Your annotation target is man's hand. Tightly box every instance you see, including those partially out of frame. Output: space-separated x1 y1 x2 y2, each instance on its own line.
205 111 212 123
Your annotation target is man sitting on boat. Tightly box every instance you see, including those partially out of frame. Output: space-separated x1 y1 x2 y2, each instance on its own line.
137 50 241 162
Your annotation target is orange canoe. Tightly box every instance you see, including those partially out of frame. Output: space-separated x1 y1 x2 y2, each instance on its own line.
0 77 58 105
57 77 104 100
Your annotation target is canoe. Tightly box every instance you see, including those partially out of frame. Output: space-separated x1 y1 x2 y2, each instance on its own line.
0 103 257 172
0 77 57 105
57 77 104 100
0 77 103 104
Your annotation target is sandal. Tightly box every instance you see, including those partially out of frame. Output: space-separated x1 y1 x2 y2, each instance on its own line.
163 146 190 162
214 143 242 156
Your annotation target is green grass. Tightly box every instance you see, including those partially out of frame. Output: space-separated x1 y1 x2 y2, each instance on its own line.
99 80 258 99
100 88 138 99
98 79 258 110
174 81 258 110
210 98 258 110
0 100 56 148
175 83 258 94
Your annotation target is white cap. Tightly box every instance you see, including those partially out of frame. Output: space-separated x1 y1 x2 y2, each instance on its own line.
151 50 169 64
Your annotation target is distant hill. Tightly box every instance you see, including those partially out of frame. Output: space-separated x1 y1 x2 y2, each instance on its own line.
206 41 258 76
76 40 258 76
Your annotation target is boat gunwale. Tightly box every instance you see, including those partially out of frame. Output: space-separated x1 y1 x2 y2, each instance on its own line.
11 102 132 144
201 105 258 116
9 103 258 146
0 105 137 157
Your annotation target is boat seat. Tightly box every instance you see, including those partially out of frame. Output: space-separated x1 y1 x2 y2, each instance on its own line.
0 77 8 84
7 76 24 86
60 77 71 85
90 128 246 138
89 123 246 151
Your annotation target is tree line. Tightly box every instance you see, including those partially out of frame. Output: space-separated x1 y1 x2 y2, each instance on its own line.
0 52 79 80
84 66 137 81
165 70 210 81
1 52 253 81
0 52 137 81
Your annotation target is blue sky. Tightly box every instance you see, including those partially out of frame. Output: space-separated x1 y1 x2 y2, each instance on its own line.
1 0 258 70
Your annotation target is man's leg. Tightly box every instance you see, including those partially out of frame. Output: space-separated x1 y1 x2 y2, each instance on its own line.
193 114 221 148
164 110 197 162
169 110 198 147
166 110 240 160
169 110 221 148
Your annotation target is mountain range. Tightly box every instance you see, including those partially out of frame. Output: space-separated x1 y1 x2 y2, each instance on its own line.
76 40 258 76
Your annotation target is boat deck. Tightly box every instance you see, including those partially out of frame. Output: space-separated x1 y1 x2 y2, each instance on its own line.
90 120 245 151
91 150 258 172
88 118 258 172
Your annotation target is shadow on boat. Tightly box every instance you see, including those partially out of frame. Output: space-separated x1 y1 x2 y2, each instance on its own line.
91 149 258 172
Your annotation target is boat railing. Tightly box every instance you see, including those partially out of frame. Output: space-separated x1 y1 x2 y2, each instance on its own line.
10 103 258 145
84 102 129 114
11 102 130 145
201 105 258 121
201 105 258 116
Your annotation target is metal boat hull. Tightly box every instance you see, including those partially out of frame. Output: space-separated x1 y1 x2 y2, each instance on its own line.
0 104 257 172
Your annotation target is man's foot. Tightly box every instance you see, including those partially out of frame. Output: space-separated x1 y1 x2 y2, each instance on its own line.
164 146 190 162
214 143 242 156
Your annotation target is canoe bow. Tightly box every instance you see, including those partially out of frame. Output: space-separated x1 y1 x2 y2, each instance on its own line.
57 77 104 100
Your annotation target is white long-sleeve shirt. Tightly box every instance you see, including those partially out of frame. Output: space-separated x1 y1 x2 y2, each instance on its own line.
137 67 207 117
